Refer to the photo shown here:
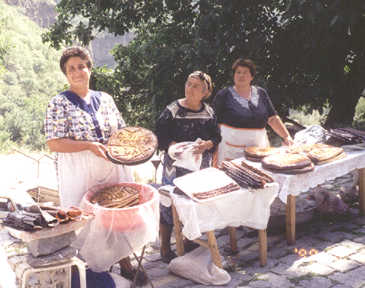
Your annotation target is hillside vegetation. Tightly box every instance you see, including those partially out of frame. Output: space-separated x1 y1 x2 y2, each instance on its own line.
0 0 66 151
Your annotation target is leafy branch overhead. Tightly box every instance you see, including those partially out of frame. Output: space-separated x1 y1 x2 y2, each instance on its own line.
44 0 365 128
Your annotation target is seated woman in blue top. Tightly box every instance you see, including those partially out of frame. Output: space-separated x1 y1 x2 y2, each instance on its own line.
213 58 293 165
155 71 221 263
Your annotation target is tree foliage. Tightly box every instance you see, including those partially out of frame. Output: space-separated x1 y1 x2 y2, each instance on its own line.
0 1 66 151
45 1 282 128
270 0 365 127
44 0 365 129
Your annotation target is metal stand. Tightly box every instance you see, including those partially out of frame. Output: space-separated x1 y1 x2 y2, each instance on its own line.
130 245 154 288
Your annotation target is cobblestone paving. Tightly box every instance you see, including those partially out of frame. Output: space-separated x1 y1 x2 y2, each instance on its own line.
118 209 365 288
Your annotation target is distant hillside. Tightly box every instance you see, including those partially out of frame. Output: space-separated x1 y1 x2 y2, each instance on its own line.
4 0 134 67
5 0 57 28
0 0 66 150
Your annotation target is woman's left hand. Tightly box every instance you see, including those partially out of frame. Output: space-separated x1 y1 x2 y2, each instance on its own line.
192 139 213 154
282 137 294 146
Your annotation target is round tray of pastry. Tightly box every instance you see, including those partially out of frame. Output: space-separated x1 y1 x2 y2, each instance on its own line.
244 146 279 162
106 126 158 166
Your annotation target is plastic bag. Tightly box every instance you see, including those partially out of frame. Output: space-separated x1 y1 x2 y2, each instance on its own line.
73 183 160 272
294 125 329 145
168 247 231 285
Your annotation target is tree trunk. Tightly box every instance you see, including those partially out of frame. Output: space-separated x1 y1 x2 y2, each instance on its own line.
324 71 364 128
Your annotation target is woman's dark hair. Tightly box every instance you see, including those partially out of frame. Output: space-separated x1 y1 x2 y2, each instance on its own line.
60 46 93 75
232 58 256 77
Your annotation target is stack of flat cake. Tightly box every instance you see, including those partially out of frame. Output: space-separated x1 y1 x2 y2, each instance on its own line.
244 147 279 162
326 128 365 146
305 143 345 164
262 153 314 174
221 160 274 188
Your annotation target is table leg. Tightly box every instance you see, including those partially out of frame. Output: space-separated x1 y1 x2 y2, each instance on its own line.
172 204 185 256
286 195 296 245
206 231 222 268
359 168 365 215
258 230 267 267
228 227 238 254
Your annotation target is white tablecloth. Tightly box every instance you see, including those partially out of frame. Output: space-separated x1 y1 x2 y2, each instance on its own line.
164 183 279 240
236 145 365 204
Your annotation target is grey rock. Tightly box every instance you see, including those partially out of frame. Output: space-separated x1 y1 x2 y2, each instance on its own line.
326 245 357 258
252 272 292 288
328 266 365 288
349 248 365 264
26 231 76 257
297 276 332 288
327 258 360 273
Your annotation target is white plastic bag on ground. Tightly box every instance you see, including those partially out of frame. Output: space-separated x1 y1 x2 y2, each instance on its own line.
168 246 231 286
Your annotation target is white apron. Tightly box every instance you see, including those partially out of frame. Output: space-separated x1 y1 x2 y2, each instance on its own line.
215 123 269 166
57 150 133 208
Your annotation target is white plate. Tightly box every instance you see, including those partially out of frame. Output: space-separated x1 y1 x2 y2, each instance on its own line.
168 142 197 160
173 167 239 202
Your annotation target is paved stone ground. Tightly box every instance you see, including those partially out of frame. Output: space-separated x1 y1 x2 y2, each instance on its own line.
117 209 365 288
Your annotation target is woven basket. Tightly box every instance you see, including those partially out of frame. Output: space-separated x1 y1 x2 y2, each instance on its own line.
27 186 60 205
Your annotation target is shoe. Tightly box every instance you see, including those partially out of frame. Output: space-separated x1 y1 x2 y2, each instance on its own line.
161 250 177 264
183 239 200 253
120 267 148 286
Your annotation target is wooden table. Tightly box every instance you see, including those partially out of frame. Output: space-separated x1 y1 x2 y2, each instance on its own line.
171 204 268 268
238 146 365 245
159 184 278 268
286 167 365 244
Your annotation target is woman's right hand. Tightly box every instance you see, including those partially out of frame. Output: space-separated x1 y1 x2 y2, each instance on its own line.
88 142 108 160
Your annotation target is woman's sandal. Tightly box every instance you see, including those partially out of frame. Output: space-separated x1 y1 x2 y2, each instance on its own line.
161 250 177 264
120 267 148 286
183 239 200 253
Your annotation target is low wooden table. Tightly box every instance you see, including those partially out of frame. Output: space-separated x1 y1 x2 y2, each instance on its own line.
171 204 268 268
159 188 276 268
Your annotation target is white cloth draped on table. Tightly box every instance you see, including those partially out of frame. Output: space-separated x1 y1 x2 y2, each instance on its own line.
216 124 269 166
238 145 365 203
168 183 279 240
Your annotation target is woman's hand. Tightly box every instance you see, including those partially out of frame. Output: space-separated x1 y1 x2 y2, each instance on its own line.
193 139 214 154
88 142 108 159
47 138 108 159
282 136 294 146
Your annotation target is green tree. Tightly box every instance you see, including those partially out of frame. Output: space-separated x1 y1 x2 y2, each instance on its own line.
44 1 280 128
269 0 365 127
0 1 66 151
44 0 365 128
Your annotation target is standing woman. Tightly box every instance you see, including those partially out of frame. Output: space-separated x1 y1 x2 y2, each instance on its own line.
156 71 221 263
44 46 145 283
213 58 293 165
